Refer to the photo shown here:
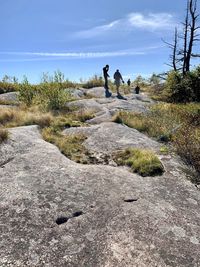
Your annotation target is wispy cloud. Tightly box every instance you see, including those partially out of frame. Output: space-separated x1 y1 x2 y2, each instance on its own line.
0 49 147 62
128 13 175 30
74 12 177 39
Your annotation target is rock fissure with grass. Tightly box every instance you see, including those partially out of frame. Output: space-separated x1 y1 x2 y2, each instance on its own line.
0 87 200 267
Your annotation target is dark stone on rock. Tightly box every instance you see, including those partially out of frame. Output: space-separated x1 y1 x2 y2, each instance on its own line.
72 211 83 217
56 216 69 225
124 198 138 202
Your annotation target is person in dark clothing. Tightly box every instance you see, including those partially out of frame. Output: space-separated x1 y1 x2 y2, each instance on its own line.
135 85 140 94
103 64 110 89
127 79 131 86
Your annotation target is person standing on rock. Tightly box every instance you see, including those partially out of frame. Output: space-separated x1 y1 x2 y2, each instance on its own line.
135 85 140 94
113 69 124 96
103 64 110 89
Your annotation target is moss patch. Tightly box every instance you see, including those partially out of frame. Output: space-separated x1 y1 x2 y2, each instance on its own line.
113 148 164 177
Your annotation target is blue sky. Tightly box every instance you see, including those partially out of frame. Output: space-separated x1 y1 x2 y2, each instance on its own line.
0 0 199 83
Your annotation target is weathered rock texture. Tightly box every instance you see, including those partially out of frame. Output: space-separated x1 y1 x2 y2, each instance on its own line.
0 88 200 267
0 91 19 103
67 91 152 125
0 126 200 267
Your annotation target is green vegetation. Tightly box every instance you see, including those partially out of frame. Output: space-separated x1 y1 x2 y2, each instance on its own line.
113 148 164 177
0 128 9 143
145 66 200 103
81 75 104 89
163 68 200 103
113 103 200 180
0 75 19 94
18 76 73 110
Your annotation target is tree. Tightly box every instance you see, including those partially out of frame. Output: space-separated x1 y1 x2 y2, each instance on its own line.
163 27 179 71
182 0 200 74
165 0 200 75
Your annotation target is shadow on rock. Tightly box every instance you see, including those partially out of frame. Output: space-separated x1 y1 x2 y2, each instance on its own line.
105 87 112 98
117 93 127 100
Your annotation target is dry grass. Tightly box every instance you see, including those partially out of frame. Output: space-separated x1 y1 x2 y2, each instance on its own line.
42 127 91 163
112 103 200 181
0 128 9 143
0 107 53 128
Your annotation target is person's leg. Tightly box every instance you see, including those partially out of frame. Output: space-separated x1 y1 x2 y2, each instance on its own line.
116 85 120 95
105 77 108 89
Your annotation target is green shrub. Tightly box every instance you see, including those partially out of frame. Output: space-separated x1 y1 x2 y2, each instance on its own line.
0 82 19 94
82 75 104 89
36 83 72 110
164 67 200 103
41 70 76 89
18 77 37 106
113 148 164 176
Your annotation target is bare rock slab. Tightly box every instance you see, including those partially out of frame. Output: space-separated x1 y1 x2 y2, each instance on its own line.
0 126 200 267
0 91 19 103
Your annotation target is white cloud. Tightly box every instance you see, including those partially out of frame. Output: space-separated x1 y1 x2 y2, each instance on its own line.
74 12 176 38
128 13 175 30
74 19 120 38
0 50 146 62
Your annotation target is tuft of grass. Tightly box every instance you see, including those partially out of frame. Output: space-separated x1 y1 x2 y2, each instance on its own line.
112 111 149 132
0 128 9 143
73 109 95 122
0 108 15 124
42 127 91 163
113 148 164 177
160 146 169 155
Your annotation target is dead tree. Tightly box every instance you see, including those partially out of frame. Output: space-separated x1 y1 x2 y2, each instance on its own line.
165 0 200 75
182 0 190 75
162 27 179 71
185 0 200 73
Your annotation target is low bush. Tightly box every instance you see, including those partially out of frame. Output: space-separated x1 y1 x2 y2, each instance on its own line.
82 75 104 89
35 83 72 110
173 126 200 174
18 78 37 106
0 82 19 94
113 148 164 176
163 67 200 103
